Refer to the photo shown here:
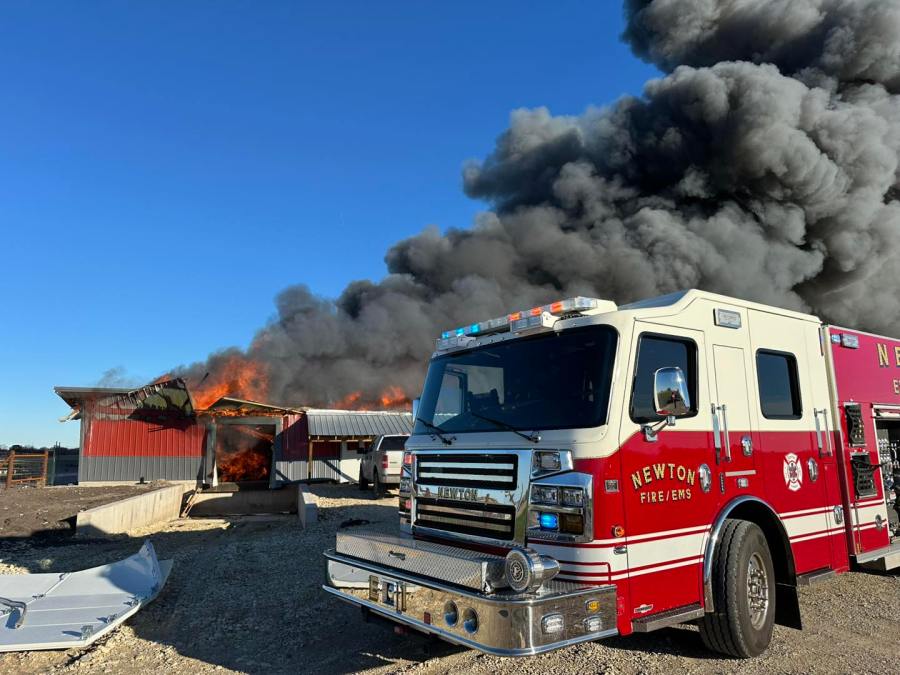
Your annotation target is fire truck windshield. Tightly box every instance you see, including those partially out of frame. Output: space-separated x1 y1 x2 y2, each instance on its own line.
414 325 618 434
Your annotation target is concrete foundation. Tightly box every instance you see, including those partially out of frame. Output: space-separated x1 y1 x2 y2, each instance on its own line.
187 486 298 517
76 483 190 537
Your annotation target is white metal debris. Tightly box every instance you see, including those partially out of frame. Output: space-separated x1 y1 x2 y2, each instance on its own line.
0 540 172 652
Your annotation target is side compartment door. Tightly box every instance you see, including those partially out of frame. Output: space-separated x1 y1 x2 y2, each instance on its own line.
710 343 759 494
618 324 716 617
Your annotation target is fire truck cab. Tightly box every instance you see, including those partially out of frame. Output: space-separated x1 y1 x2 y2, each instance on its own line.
323 289 900 658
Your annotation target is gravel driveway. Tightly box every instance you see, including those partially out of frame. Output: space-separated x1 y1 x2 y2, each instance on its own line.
0 484 897 674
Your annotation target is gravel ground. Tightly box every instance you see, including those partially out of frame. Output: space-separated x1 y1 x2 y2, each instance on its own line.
0 484 897 674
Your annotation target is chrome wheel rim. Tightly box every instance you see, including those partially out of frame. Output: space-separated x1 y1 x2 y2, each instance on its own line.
747 552 769 630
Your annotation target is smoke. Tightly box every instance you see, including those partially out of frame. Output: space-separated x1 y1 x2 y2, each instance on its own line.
96 366 145 389
178 0 900 407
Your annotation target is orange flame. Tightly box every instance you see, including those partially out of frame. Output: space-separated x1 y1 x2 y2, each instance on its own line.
379 385 410 409
330 387 410 411
333 391 362 408
218 445 270 482
193 354 269 410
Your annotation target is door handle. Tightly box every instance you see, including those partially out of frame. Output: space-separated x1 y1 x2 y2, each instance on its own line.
741 435 753 456
814 409 833 457
711 403 731 463
720 404 731 463
711 404 722 453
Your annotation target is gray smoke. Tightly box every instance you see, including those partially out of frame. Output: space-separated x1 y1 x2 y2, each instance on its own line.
178 0 900 407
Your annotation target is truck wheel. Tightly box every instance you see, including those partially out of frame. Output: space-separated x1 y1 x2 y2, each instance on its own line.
358 467 369 491
373 473 385 499
699 519 776 658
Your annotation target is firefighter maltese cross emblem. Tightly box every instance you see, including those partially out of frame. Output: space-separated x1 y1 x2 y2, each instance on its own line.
783 453 803 492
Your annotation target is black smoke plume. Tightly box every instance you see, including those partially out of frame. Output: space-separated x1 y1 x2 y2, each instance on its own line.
177 0 900 407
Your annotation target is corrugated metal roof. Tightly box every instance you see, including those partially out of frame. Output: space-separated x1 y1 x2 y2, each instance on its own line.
305 409 412 437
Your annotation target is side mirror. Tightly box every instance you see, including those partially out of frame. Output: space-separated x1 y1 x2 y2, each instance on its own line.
411 397 420 421
644 367 690 442
653 367 691 418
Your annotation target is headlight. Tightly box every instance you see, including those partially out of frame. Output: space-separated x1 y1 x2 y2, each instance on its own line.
531 485 559 505
527 474 592 542
560 487 584 507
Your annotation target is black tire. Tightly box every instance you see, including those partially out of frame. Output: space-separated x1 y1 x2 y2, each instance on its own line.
373 472 385 499
699 519 776 658
358 467 369 490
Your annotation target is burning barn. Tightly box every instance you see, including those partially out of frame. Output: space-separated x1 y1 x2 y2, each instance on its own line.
54 379 412 487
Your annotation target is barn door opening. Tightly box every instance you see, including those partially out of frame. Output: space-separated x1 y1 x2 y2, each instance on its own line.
216 423 275 489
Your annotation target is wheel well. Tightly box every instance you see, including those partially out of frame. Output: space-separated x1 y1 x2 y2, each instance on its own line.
708 498 802 629
727 500 796 586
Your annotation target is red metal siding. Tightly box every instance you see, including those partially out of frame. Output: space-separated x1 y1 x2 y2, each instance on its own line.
281 414 309 461
82 398 205 459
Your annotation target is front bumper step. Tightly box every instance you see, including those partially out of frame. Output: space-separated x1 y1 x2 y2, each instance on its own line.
324 533 618 657
335 531 507 592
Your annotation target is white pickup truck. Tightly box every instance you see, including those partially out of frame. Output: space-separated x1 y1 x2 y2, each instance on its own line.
358 434 409 498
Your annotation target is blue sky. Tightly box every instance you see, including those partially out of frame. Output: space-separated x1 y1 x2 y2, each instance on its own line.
0 2 657 447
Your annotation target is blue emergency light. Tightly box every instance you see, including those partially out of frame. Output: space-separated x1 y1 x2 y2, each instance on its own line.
539 513 559 530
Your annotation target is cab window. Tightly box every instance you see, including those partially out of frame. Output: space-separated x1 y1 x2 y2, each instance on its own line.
756 350 802 419
630 335 698 423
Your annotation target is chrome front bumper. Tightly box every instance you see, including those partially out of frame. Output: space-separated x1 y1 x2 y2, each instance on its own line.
323 533 617 656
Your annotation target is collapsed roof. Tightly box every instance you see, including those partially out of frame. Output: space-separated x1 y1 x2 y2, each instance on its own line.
54 379 194 421
54 384 412 435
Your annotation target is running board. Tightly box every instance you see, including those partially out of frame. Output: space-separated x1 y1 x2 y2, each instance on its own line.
797 568 836 586
855 541 900 571
631 604 704 633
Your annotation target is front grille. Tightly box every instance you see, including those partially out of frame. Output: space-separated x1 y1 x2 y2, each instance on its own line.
413 452 521 541
415 497 517 539
415 453 518 489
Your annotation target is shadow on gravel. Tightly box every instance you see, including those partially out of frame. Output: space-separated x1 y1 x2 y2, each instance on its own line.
600 625 723 660
310 483 400 503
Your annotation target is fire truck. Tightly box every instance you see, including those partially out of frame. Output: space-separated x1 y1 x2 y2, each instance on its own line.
323 290 900 657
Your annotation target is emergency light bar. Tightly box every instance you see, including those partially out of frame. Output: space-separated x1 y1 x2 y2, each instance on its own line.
436 297 607 351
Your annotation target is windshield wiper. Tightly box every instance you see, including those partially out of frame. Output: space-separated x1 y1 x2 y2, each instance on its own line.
469 412 541 444
415 417 455 445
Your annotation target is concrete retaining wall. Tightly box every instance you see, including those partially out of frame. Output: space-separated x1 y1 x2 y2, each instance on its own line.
297 485 318 528
76 483 190 537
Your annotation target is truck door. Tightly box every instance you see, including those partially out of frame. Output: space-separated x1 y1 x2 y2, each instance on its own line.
619 324 716 616
710 344 758 492
748 311 838 573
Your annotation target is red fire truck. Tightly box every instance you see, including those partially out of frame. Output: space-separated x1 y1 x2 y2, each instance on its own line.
323 290 900 657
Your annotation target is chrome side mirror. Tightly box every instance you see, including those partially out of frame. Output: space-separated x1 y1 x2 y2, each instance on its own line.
653 367 691 418
644 367 690 441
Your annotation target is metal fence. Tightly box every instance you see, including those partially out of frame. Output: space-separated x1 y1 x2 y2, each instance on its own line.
0 450 50 487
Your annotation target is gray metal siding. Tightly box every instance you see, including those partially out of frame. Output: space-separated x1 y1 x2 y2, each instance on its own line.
80 455 202 482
